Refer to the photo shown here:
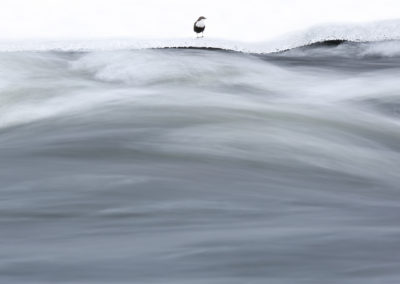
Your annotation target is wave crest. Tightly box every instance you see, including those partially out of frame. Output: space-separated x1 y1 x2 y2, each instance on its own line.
1 19 400 56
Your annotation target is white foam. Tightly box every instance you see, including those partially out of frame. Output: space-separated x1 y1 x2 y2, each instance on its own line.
360 41 400 57
0 19 400 54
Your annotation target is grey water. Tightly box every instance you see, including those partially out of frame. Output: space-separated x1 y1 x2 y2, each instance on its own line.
1 43 400 283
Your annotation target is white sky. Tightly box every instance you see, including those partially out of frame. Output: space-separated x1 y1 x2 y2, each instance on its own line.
0 0 400 41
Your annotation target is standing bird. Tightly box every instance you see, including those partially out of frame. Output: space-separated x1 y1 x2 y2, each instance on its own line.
194 16 207 38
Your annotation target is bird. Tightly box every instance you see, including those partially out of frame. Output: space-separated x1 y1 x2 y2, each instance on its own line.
194 16 207 38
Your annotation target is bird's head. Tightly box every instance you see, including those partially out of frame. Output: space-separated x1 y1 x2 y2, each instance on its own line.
197 16 207 21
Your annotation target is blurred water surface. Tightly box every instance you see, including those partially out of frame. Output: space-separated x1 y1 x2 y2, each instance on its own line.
1 45 400 283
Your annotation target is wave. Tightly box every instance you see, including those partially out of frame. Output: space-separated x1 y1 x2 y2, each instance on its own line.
2 49 400 131
1 19 400 56
275 39 400 58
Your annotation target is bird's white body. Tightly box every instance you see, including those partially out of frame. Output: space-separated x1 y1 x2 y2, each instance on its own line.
195 19 206 28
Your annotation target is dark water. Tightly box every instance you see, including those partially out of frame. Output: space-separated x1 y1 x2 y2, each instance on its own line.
1 44 400 283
